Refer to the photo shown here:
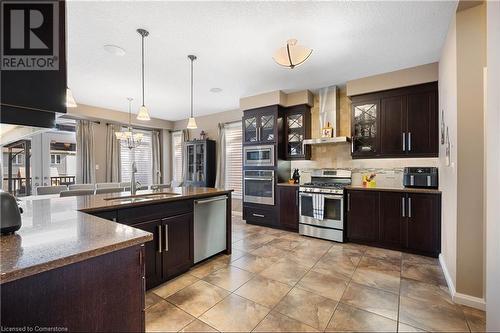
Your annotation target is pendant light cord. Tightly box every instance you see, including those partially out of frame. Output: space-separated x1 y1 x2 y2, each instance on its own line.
141 35 145 107
190 58 194 118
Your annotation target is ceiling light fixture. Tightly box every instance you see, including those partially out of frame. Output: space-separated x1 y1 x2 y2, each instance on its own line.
186 55 198 129
210 87 223 93
136 28 151 121
273 39 312 69
115 97 144 149
103 44 126 56
66 87 77 108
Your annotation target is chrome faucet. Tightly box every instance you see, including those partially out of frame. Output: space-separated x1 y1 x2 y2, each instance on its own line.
130 162 141 195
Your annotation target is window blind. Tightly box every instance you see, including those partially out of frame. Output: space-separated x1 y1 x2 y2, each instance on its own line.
121 128 153 185
172 131 183 183
225 122 242 198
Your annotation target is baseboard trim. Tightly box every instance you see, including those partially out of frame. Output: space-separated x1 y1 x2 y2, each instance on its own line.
439 254 486 311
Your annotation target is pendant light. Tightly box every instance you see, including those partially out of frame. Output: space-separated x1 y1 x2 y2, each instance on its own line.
136 28 151 121
186 54 198 129
115 97 144 149
273 39 312 69
66 87 77 107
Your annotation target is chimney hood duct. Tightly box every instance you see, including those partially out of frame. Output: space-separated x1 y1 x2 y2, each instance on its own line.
303 86 350 145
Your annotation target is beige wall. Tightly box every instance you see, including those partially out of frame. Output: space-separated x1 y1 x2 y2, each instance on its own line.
173 109 242 140
239 90 313 110
346 62 439 96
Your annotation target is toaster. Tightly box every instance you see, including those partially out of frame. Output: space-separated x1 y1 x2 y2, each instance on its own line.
403 167 438 189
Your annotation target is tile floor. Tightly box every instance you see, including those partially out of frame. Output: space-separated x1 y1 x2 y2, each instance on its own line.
145 215 485 332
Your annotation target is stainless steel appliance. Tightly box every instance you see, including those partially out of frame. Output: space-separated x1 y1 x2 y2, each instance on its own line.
403 167 438 188
243 170 275 205
299 169 351 242
193 195 227 263
243 145 275 167
0 190 22 235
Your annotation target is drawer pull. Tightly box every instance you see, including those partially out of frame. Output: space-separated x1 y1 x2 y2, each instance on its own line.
402 197 405 217
408 197 412 218
403 133 406 151
252 213 265 218
157 225 162 253
164 225 169 252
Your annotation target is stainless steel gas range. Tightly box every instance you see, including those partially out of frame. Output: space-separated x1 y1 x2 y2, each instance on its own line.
299 169 351 242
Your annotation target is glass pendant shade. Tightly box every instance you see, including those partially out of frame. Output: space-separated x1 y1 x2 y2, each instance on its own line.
137 105 151 121
273 39 312 69
66 88 77 107
187 117 198 129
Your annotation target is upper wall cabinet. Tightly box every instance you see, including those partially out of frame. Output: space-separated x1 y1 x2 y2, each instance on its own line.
285 104 311 160
0 0 67 128
243 105 283 145
351 82 438 159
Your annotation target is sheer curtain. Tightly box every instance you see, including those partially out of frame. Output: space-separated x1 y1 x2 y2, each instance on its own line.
105 124 121 182
214 123 226 188
76 120 96 184
152 130 161 184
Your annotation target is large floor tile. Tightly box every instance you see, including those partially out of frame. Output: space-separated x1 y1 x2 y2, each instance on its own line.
231 253 278 273
400 277 452 306
402 252 440 266
274 287 338 331
189 256 230 279
296 270 348 301
325 302 397 332
266 237 304 251
254 311 319 332
232 233 276 252
152 274 199 299
397 322 426 332
364 247 402 264
285 249 324 268
167 280 230 317
402 262 447 286
312 252 359 280
145 300 195 332
234 275 292 308
351 256 401 293
259 259 310 286
199 294 270 332
340 282 399 320
462 305 486 332
145 291 164 310
202 265 254 291
399 295 469 332
226 248 248 262
179 319 218 332
251 244 289 259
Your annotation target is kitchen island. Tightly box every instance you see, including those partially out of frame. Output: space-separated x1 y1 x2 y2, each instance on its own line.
0 187 232 332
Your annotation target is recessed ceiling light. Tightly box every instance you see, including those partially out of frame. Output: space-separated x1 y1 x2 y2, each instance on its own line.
210 87 223 93
103 44 126 56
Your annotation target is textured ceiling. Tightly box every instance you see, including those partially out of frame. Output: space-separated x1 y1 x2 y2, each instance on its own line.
67 1 456 120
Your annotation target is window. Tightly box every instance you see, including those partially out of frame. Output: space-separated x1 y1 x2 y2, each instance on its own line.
171 131 184 183
224 122 242 197
120 128 153 185
13 154 24 165
50 154 61 164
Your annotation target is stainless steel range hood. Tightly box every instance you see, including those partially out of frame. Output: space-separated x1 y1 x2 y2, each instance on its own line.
303 86 350 145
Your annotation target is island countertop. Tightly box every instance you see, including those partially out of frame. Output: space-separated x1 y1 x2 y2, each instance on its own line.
0 187 232 284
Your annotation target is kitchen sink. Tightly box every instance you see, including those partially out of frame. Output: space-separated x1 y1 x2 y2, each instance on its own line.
103 192 180 201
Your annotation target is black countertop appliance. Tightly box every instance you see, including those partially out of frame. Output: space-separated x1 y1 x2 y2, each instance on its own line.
403 167 438 189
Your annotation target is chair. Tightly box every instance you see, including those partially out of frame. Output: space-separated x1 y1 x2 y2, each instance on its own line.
95 187 124 194
69 184 95 190
96 183 121 189
60 189 95 197
36 185 68 195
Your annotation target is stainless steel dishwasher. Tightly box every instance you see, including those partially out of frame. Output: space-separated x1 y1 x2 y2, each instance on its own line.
193 195 227 263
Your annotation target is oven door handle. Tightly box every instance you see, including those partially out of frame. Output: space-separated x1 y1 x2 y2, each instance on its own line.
244 177 274 181
323 195 344 200
299 193 313 197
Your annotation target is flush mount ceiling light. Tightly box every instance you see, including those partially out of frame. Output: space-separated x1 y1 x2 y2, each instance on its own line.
273 39 312 69
210 87 223 93
136 28 151 121
186 55 198 129
115 97 144 149
66 87 77 108
103 44 126 56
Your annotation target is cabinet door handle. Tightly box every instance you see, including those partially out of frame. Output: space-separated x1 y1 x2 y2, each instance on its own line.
351 138 354 153
402 132 406 151
402 197 405 217
252 213 265 218
408 132 412 151
408 197 412 218
347 193 350 212
157 225 162 253
164 224 169 252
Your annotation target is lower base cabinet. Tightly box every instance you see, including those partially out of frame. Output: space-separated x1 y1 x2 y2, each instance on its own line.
346 189 441 257
277 185 299 231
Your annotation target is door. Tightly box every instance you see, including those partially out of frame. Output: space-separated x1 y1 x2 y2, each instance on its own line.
406 90 438 155
258 114 276 142
352 100 379 157
162 213 193 278
379 192 405 248
185 144 195 183
278 186 299 230
133 219 163 289
406 193 440 256
346 190 379 243
243 115 258 143
380 95 406 155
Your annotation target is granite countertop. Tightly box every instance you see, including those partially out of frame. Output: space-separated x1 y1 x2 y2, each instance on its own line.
0 187 232 284
345 185 441 194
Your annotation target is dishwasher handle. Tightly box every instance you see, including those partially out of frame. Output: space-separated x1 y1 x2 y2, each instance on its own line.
194 196 228 205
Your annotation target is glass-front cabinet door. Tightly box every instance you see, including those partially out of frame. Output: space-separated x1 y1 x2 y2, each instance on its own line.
352 101 379 157
186 144 195 182
195 143 205 182
287 113 304 158
259 114 275 142
243 116 258 143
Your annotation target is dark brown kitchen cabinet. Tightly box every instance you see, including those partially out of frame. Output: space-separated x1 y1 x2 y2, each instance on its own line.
346 190 379 243
134 219 163 289
345 189 441 257
243 105 282 144
284 105 311 160
162 213 193 279
351 82 438 159
278 185 299 231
